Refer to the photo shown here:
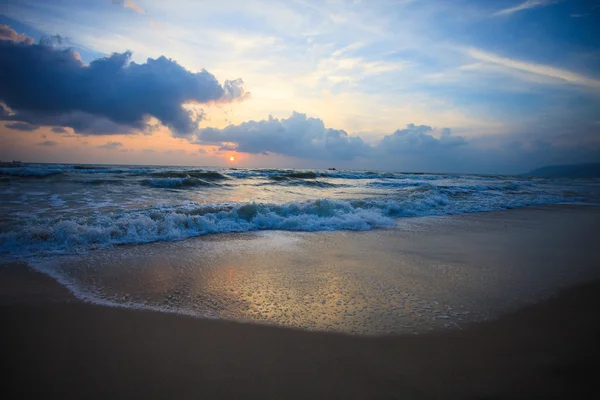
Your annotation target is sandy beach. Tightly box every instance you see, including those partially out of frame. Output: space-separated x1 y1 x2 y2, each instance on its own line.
2 205 600 399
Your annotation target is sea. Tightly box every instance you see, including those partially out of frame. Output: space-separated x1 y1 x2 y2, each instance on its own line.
2 163 599 333
2 163 599 257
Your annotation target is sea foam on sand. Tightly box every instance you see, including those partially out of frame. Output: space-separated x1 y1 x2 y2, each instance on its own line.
27 205 600 335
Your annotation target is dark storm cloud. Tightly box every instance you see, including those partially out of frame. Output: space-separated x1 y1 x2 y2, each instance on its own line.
11 111 132 135
197 112 370 161
0 26 248 136
4 122 39 131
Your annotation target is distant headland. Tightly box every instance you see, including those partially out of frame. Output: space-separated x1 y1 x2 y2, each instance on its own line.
525 163 600 178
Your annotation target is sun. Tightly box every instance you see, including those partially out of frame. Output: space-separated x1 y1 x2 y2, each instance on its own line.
229 156 235 162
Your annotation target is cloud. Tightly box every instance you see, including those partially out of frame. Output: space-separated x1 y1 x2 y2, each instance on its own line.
0 28 249 136
97 141 124 150
377 124 466 154
37 140 57 146
10 111 133 135
0 25 34 45
124 1 144 14
112 0 145 14
163 149 186 155
51 126 68 134
4 122 39 131
221 78 253 103
465 48 600 90
372 124 471 172
0 103 10 118
196 113 467 162
305 52 409 90
493 0 555 17
193 111 600 173
373 127 599 174
197 112 371 160
148 20 164 30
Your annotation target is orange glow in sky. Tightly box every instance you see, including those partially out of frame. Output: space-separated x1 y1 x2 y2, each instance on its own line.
229 156 235 162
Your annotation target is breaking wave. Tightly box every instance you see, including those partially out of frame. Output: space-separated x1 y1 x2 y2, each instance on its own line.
2 163 598 259
0 189 573 257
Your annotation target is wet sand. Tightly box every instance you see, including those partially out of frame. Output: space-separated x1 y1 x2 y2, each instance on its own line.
2 267 600 399
2 205 600 398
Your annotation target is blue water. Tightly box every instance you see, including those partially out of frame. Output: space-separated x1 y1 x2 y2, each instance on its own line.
1 163 599 258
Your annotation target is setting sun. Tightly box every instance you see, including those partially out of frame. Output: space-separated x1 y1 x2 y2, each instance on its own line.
229 156 235 162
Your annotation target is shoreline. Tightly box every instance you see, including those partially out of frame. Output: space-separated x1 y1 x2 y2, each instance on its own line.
2 204 600 398
9 203 600 335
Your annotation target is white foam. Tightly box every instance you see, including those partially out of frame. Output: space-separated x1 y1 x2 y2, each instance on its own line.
27 258 219 319
0 188 574 257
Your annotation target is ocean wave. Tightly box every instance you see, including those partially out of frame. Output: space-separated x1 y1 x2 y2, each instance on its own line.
367 180 432 188
142 177 217 188
320 171 397 179
280 171 319 179
0 167 65 177
149 171 229 180
265 177 342 188
79 178 125 185
1 165 157 177
231 169 394 180
72 168 154 174
0 188 572 257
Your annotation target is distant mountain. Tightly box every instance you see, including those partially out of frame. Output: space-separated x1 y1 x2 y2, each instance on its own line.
525 163 600 178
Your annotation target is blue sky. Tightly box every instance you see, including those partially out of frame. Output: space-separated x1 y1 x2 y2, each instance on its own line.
0 0 599 173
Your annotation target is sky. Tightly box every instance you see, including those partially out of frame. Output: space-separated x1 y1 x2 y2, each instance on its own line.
0 0 599 174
